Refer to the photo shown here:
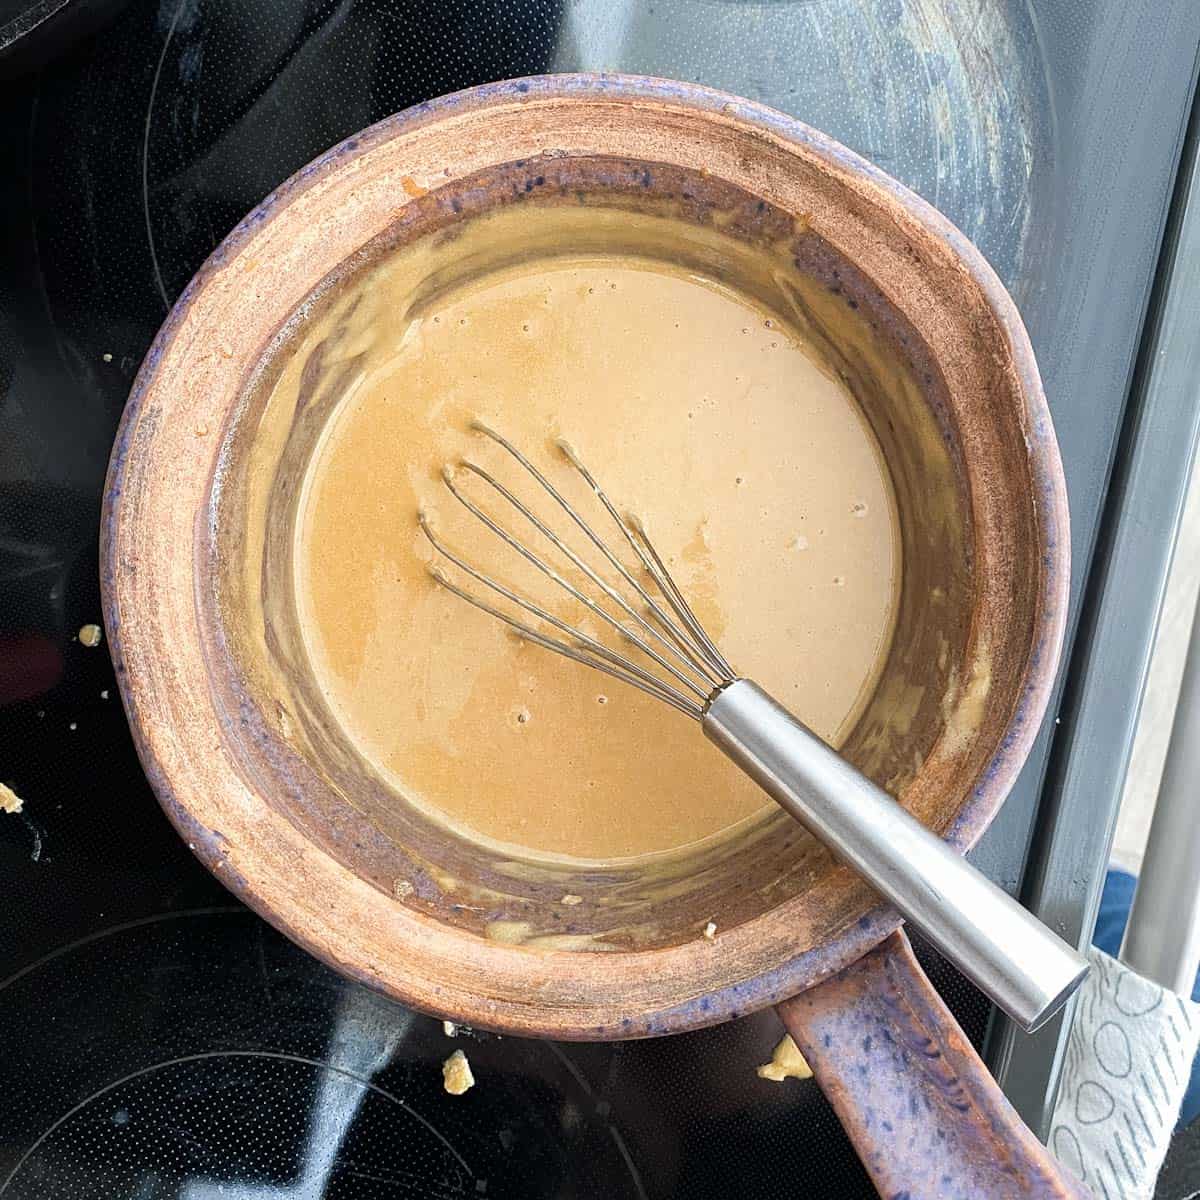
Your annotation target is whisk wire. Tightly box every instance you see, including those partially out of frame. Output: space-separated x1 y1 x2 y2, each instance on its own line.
451 457 717 697
420 514 705 714
422 428 737 716
473 422 726 689
626 515 736 681
425 563 704 719
438 470 712 701
556 439 735 682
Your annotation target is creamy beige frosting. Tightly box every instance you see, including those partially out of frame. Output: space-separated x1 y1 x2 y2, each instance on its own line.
293 252 899 861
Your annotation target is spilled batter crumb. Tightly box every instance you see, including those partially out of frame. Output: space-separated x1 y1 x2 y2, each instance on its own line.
78 623 102 648
442 1049 475 1095
756 1035 812 1082
0 782 23 814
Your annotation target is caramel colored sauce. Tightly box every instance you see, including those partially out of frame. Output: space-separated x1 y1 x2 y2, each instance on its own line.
294 255 898 861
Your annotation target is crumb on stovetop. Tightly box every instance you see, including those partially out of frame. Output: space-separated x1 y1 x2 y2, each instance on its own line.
756 1035 812 1083
442 1049 475 1095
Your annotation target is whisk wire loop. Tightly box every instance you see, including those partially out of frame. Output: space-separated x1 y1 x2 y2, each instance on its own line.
421 428 736 717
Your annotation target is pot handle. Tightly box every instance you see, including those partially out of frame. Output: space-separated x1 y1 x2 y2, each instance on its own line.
776 929 1091 1199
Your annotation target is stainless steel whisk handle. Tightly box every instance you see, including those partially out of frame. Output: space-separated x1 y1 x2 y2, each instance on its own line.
703 679 1088 1033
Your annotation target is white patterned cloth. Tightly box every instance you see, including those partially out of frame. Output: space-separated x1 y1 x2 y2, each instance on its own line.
1049 947 1199 1199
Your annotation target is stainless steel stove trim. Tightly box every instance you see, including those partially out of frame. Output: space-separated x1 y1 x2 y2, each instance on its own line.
989 72 1200 1135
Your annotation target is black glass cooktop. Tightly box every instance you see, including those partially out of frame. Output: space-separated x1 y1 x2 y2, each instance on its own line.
2 2 1198 1196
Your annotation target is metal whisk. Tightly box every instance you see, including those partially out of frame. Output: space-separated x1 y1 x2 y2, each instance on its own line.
420 422 1087 1032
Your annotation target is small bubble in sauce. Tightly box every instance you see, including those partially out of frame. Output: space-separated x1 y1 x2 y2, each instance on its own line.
596 695 608 705
851 500 868 517
833 575 846 587
515 707 531 726
791 535 809 551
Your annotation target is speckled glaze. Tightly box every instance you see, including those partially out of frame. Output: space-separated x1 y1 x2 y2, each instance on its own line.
102 75 1077 1197
780 932 1090 1198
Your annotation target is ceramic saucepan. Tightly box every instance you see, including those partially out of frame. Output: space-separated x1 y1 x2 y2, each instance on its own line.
102 75 1084 1198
